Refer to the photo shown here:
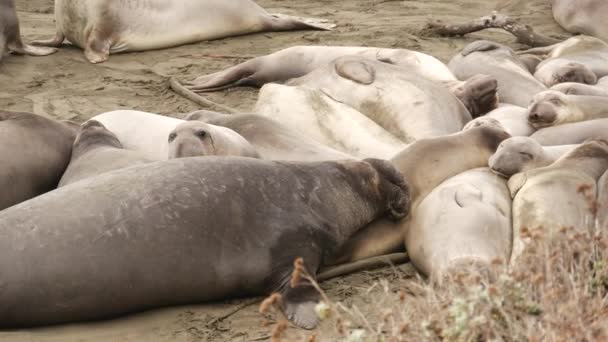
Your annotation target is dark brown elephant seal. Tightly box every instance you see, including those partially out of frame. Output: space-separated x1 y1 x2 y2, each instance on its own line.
331 124 510 264
0 0 56 63
168 121 260 159
0 156 409 329
58 120 152 187
0 111 76 210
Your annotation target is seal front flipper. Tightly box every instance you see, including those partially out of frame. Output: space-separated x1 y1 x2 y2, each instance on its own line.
31 32 65 48
281 283 320 330
268 14 336 31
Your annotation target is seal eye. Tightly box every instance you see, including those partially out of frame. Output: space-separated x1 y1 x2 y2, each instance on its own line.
519 151 533 159
550 98 560 105
196 130 207 139
168 133 177 142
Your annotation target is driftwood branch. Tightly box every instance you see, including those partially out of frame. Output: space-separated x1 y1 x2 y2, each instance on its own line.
169 77 238 114
423 11 560 47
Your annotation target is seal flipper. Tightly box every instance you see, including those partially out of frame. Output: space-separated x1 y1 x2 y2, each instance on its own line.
454 74 499 118
461 40 501 57
31 32 65 48
187 61 260 92
267 14 336 31
281 283 321 329
84 28 113 64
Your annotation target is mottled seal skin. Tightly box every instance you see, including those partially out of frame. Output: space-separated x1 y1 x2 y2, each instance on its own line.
551 0 608 43
185 111 352 162
407 168 512 279
0 111 76 210
531 118 608 146
58 120 152 187
0 0 56 63
448 40 547 108
32 0 333 63
0 157 409 329
168 121 259 159
509 140 608 265
527 90 608 128
331 124 511 264
489 136 578 178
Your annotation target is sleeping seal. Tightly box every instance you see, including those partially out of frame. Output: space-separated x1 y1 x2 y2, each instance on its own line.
464 104 535 137
58 120 152 187
489 136 578 177
551 0 608 43
0 157 409 329
527 90 608 128
0 111 76 210
509 140 608 264
32 0 334 63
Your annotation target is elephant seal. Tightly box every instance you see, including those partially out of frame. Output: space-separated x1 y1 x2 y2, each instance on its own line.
489 136 578 177
527 90 608 129
531 118 608 145
551 0 608 43
285 55 474 143
187 46 497 117
448 40 547 108
597 170 608 230
550 82 608 97
509 140 608 264
0 111 76 210
0 0 56 63
91 110 183 160
464 104 535 137
0 157 409 329
58 121 152 187
32 0 333 63
521 36 608 87
331 124 510 264
185 111 352 162
255 83 407 158
407 168 512 278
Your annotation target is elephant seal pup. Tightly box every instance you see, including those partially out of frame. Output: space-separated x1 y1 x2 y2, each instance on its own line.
531 118 608 145
0 157 409 329
551 82 608 97
489 136 578 177
331 124 510 264
0 0 56 63
527 90 608 128
464 104 535 137
509 140 608 264
407 168 512 278
91 110 183 160
58 121 152 187
448 40 547 108
0 111 76 210
286 56 474 142
551 0 608 43
168 121 259 159
522 36 608 87
185 111 352 162
255 83 407 158
32 0 333 63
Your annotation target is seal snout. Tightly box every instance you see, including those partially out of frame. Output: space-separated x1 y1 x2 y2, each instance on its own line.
168 122 214 159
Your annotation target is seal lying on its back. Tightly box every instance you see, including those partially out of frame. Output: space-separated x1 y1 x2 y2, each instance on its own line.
58 121 152 187
531 118 608 145
527 90 608 128
0 0 56 62
0 111 76 210
489 136 578 177
449 40 547 108
551 0 608 43
185 111 352 161
509 140 608 264
0 157 409 329
33 0 334 63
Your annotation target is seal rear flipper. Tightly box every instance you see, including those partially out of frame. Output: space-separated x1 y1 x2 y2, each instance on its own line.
31 32 65 48
268 14 336 31
187 62 259 92
280 284 321 330
9 42 57 56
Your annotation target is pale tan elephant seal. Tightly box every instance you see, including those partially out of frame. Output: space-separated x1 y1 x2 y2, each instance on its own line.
407 167 512 279
531 118 608 146
464 104 535 137
509 140 608 265
489 136 578 177
550 82 608 97
33 0 334 63
168 121 260 159
551 0 608 43
527 90 608 128
0 0 56 63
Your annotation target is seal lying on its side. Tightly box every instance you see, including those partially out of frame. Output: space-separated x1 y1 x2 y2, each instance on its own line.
407 168 512 278
527 90 608 128
531 119 608 145
551 0 608 43
509 140 608 264
168 121 260 159
185 111 352 162
0 0 56 63
33 0 333 63
464 104 535 137
489 136 578 177
550 82 608 97
58 121 152 187
0 157 410 329
0 111 76 210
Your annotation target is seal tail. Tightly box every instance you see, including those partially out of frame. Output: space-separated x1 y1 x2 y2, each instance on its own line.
268 14 336 31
